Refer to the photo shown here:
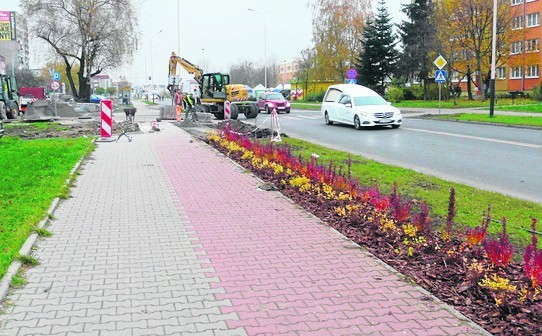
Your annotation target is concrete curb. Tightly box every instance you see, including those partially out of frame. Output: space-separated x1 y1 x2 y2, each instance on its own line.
0 139 93 305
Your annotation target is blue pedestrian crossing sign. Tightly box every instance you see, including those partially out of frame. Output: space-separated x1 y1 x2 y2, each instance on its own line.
347 78 357 84
435 70 447 83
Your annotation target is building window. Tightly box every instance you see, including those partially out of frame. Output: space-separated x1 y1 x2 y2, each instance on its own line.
526 38 540 52
511 0 523 4
526 12 540 27
512 16 523 29
497 67 507 79
511 41 523 54
511 66 523 78
527 65 539 78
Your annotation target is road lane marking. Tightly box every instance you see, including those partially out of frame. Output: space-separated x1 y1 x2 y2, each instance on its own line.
403 127 542 148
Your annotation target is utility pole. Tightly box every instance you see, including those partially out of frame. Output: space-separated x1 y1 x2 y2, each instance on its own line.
489 0 497 118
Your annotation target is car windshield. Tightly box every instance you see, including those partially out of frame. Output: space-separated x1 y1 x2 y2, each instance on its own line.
266 93 285 100
353 96 388 106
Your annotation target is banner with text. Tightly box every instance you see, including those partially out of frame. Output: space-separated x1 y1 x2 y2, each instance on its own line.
0 11 16 41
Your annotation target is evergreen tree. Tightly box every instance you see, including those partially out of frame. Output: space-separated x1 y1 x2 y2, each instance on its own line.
399 0 436 100
355 0 398 95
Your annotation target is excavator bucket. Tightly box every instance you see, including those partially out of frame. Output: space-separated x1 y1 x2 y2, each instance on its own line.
23 100 55 121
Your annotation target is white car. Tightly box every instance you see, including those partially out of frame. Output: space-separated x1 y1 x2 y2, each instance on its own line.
321 84 402 129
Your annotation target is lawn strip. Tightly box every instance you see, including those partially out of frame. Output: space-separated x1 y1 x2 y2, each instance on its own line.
434 114 542 127
0 136 94 278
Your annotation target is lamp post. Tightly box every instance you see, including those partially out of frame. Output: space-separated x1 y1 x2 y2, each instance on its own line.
149 29 163 88
201 48 205 69
489 0 497 118
248 8 267 88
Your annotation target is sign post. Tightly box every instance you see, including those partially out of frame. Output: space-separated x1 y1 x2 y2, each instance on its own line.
346 68 358 85
433 56 448 115
224 100 231 120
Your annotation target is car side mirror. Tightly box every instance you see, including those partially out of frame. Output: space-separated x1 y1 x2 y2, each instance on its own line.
387 101 392 105
345 103 352 108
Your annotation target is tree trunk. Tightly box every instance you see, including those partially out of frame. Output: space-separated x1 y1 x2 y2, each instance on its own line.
477 58 485 100
467 66 473 100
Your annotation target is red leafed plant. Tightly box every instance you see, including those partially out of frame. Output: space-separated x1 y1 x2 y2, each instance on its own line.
465 206 491 246
413 202 431 233
390 182 411 222
524 218 542 288
483 217 514 267
442 187 456 240
361 186 390 211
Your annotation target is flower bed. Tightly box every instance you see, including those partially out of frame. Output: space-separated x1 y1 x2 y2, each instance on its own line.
207 125 542 335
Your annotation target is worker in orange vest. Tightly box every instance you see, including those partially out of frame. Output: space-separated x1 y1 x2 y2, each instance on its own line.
174 89 183 121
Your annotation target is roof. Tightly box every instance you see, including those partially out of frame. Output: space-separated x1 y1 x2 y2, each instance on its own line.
92 74 111 80
327 84 379 96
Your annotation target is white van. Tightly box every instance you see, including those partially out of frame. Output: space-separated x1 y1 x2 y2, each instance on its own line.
321 84 402 129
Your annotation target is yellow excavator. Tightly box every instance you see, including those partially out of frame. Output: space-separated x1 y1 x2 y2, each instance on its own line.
167 52 259 119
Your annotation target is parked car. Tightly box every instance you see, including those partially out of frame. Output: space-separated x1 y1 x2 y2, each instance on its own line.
321 84 402 129
257 91 291 114
90 95 104 103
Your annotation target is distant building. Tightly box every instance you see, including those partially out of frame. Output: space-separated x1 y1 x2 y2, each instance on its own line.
91 74 112 90
0 11 29 73
277 59 300 85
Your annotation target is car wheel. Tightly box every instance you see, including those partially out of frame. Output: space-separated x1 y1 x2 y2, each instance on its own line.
324 111 333 125
286 108 290 114
266 105 272 114
8 104 19 119
391 124 400 129
354 115 362 130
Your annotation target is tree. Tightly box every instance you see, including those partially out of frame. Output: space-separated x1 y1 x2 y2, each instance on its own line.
106 86 116 97
437 0 516 100
229 58 278 88
399 0 437 100
20 0 138 102
94 87 105 95
356 0 398 95
311 0 372 81
295 47 316 97
14 68 48 88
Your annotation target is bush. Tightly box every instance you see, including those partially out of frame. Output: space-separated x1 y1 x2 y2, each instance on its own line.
305 91 326 102
531 86 542 101
426 84 450 100
386 87 404 103
403 85 424 100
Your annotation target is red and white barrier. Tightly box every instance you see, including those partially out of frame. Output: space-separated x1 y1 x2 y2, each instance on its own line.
100 100 113 138
224 100 231 120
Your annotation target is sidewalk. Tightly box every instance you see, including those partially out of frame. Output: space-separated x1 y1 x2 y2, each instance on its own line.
0 101 490 335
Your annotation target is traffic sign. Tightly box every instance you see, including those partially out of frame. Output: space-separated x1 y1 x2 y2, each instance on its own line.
435 70 447 83
346 68 358 79
347 78 357 84
53 72 60 81
434 55 447 69
50 80 61 91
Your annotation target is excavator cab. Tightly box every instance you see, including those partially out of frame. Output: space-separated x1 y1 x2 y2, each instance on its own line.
202 73 229 100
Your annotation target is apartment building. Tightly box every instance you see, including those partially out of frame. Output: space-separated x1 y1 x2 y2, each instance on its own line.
500 0 542 92
0 11 29 73
277 59 301 85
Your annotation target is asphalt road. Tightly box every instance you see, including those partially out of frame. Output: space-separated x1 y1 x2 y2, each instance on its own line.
251 109 542 204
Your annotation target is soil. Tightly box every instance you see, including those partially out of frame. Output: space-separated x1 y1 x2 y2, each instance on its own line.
2 120 139 139
208 120 542 336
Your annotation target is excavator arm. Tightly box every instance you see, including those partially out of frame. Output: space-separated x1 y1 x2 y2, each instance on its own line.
168 52 204 93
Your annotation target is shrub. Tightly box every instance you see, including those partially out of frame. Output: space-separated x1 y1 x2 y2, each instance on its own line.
305 91 326 102
403 85 424 100
531 86 542 101
386 87 404 103
483 217 514 267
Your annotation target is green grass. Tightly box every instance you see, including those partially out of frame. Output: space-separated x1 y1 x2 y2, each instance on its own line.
493 103 542 113
281 137 542 248
4 122 69 132
0 136 94 278
291 102 321 110
436 114 542 127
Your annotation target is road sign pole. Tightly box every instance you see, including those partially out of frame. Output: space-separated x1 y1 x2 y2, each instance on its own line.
438 83 441 115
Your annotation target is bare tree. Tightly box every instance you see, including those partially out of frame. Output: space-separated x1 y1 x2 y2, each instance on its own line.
20 0 138 101
295 47 316 95
310 0 371 81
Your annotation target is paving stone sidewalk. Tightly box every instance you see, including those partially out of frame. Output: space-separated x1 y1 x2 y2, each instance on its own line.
0 103 490 335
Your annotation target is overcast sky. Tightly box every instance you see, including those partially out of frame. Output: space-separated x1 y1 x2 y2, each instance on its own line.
3 0 408 86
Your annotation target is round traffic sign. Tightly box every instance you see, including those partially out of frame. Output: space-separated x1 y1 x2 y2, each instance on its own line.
346 68 358 79
50 80 61 91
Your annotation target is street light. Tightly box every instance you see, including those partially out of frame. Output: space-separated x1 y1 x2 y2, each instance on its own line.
149 29 163 88
489 0 497 118
248 8 267 88
201 48 205 69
